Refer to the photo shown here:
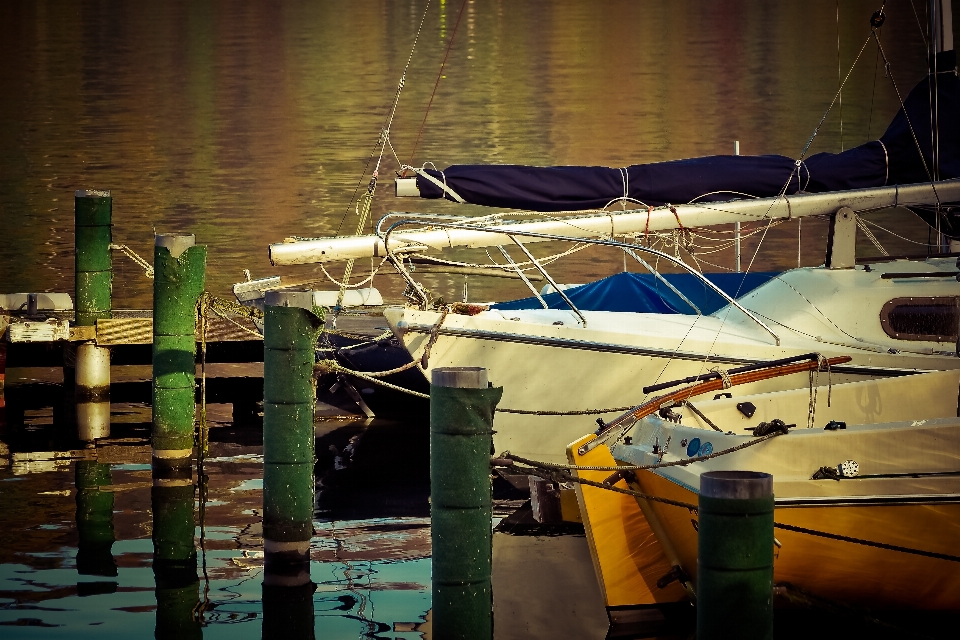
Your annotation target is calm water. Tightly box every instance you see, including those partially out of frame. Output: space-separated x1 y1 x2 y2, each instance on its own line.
0 0 936 306
0 1 952 638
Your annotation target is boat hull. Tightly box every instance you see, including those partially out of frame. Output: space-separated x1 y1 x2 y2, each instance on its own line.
387 306 957 463
634 469 960 610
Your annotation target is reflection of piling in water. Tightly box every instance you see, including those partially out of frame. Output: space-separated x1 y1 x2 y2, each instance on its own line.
431 367 502 640
73 191 113 441
0 342 5 431
75 460 117 581
152 233 206 472
152 475 202 640
262 290 320 639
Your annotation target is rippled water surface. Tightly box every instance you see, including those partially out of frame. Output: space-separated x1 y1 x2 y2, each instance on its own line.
0 0 936 306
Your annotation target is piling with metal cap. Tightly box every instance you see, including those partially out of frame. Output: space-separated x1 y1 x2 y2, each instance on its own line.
152 233 206 471
75 460 117 580
262 289 320 627
74 190 114 441
697 471 774 640
431 367 502 640
152 479 201 640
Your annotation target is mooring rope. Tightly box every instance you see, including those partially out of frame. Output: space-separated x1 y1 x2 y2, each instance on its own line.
109 243 154 279
496 405 636 416
315 359 430 399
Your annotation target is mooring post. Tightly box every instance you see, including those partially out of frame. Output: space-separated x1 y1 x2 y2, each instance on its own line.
431 367 502 640
73 190 113 441
152 480 201 640
262 289 320 639
151 233 206 474
75 460 117 581
697 471 774 640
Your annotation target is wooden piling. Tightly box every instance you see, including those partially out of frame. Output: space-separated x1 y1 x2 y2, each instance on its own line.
261 289 320 614
697 471 774 640
431 367 502 640
74 190 114 441
74 190 112 326
151 233 206 471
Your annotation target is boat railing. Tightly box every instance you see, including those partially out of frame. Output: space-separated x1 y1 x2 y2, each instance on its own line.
377 215 782 345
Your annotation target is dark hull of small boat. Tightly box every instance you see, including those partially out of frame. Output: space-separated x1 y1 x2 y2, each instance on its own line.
316 333 430 420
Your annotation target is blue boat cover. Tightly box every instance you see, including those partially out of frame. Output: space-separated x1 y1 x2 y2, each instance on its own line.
492 271 779 315
414 52 959 237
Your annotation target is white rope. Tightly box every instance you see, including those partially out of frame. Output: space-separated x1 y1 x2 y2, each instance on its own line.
320 257 389 289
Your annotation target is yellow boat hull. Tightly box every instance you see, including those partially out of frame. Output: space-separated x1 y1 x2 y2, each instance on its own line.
571 434 960 611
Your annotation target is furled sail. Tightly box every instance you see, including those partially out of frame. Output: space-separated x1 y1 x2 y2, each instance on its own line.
409 51 959 233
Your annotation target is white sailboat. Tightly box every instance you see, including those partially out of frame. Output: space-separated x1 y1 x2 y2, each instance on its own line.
265 8 960 463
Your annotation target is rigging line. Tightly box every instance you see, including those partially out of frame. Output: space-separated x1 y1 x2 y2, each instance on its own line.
800 30 874 160
859 216 941 246
909 0 930 50
336 0 432 234
868 26 882 139
404 0 469 173
872 31 941 206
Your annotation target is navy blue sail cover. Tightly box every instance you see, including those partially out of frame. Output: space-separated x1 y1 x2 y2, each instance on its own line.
492 271 779 315
415 52 959 220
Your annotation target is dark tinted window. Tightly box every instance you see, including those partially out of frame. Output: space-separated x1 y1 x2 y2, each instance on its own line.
881 298 959 342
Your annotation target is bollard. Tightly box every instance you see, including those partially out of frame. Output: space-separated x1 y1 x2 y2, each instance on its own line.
431 367 502 640
262 289 320 638
74 190 113 441
75 460 117 581
152 480 201 640
697 471 774 640
152 233 206 473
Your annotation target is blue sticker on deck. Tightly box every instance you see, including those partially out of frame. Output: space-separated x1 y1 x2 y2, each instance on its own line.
686 438 701 457
699 442 713 456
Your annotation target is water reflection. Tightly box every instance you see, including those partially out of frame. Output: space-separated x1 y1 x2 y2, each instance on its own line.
74 460 117 586
152 473 202 639
262 459 315 640
0 1 933 307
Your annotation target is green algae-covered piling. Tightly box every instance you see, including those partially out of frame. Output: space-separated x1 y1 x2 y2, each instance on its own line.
75 460 117 580
262 289 320 639
152 480 201 640
74 190 112 327
697 471 774 640
431 367 502 640
73 190 113 441
152 233 206 472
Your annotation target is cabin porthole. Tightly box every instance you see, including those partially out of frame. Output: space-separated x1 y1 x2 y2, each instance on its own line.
879 297 959 342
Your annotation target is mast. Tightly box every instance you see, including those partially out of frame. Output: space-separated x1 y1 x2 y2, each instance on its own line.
929 0 954 250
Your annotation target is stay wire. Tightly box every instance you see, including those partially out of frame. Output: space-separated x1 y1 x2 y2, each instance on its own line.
872 30 941 206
